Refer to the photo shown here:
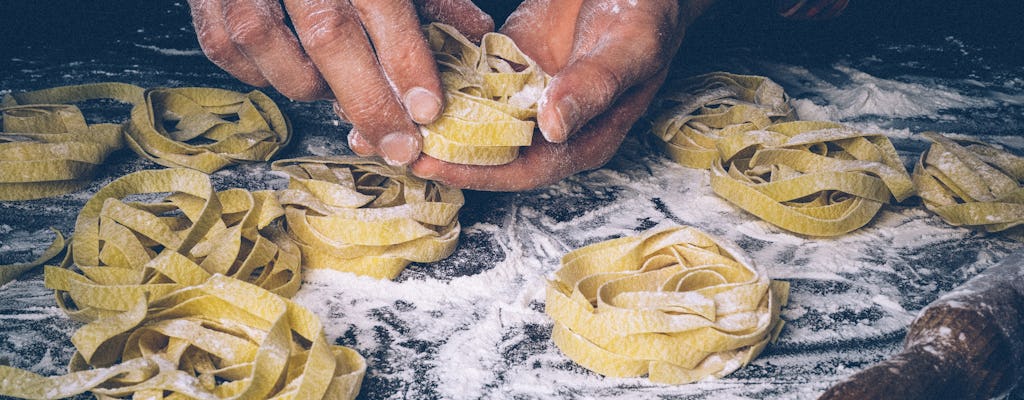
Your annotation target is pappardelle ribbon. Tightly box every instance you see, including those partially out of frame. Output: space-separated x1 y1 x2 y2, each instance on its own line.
0 228 65 287
273 156 464 279
420 23 550 166
546 225 788 384
0 82 290 200
711 121 915 236
0 83 138 200
0 168 365 399
652 72 796 169
912 131 1023 232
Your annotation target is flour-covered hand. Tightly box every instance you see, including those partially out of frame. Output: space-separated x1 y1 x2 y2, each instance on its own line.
186 0 493 166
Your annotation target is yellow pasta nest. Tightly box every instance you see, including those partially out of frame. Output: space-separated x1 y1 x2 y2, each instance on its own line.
0 82 291 200
125 86 292 173
274 157 464 279
420 23 550 166
546 225 788 384
711 121 915 236
0 168 364 399
652 72 796 169
913 131 1023 232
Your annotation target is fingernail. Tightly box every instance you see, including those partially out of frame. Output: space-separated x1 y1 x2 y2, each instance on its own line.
347 129 373 156
379 132 421 166
404 87 443 124
538 92 578 143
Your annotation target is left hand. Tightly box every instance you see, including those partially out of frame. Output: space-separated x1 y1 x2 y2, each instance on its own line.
412 0 715 191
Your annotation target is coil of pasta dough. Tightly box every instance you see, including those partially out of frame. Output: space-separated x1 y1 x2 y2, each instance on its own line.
420 23 550 166
912 131 1023 232
124 86 292 173
273 156 464 279
546 225 788 384
0 82 291 200
710 121 915 236
652 72 796 169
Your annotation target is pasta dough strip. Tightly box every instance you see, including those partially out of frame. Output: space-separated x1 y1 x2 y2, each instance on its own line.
546 225 788 384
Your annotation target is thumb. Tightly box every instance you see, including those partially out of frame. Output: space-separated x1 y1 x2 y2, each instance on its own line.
537 12 679 142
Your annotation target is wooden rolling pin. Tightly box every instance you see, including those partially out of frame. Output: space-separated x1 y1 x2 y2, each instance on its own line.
820 249 1024 400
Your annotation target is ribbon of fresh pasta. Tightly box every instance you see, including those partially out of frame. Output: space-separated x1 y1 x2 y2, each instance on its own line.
0 83 138 200
0 83 291 200
0 168 365 399
652 72 796 169
420 23 550 166
709 121 915 236
125 87 291 173
912 131 1023 232
1 274 366 400
546 225 788 384
273 156 464 279
0 228 65 287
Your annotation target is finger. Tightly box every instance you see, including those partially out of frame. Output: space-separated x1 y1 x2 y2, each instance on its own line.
352 0 444 125
412 71 667 191
499 0 582 70
284 0 421 166
416 0 495 43
188 0 268 86
537 0 681 143
221 0 329 101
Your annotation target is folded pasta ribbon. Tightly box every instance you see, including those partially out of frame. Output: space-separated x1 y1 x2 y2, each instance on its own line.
0 228 66 287
546 225 788 384
710 121 915 236
0 82 291 200
420 23 550 165
652 72 796 169
0 83 138 200
2 274 366 400
274 157 464 279
0 168 365 399
912 132 1023 232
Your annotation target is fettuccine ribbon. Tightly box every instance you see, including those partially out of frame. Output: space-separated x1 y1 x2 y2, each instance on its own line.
0 83 138 200
912 131 1023 232
420 23 550 166
546 225 788 384
274 156 464 279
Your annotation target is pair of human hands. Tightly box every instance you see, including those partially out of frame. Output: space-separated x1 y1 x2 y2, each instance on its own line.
188 0 714 191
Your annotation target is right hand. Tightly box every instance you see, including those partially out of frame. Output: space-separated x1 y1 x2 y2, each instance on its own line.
186 0 494 166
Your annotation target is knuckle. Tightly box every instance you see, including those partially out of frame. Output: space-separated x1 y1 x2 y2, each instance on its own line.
225 15 275 47
342 84 403 134
278 78 326 101
300 7 360 52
